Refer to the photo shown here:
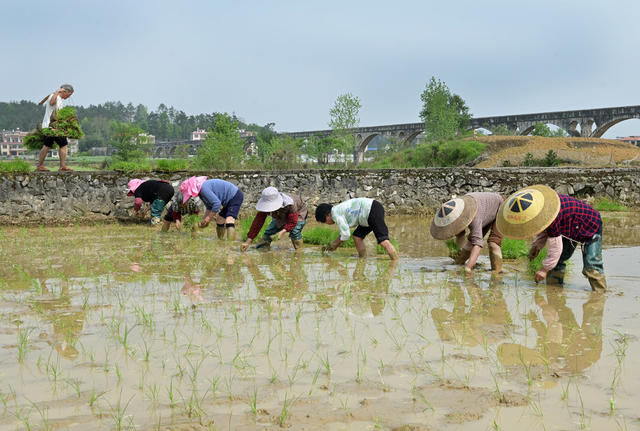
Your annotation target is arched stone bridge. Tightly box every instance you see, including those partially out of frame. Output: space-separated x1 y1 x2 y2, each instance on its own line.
152 140 200 158
282 105 640 163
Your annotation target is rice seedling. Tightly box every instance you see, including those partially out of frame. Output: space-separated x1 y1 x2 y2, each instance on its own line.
279 393 293 427
16 325 32 363
89 388 106 408
248 387 258 415
108 391 135 431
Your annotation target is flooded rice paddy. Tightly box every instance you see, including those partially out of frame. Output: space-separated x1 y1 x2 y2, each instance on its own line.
0 214 639 430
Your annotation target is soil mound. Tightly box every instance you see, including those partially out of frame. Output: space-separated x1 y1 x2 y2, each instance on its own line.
474 135 640 167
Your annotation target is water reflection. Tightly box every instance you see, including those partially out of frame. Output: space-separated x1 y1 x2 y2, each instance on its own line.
498 287 605 373
245 252 309 299
431 278 511 346
28 279 86 360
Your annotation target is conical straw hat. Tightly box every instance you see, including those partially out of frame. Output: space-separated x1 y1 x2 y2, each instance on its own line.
430 195 478 240
496 184 560 239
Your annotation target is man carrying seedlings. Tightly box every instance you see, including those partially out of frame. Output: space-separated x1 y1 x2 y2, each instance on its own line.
496 184 606 291
430 192 504 272
162 191 204 232
315 198 398 260
180 176 244 240
36 84 75 171
126 179 175 225
241 186 308 252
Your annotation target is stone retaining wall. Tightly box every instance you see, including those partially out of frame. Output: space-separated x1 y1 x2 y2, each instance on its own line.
0 168 638 224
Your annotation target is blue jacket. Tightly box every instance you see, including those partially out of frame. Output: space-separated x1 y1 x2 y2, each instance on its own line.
199 179 239 212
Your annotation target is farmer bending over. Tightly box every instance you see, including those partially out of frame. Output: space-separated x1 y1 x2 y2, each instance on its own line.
431 192 504 272
241 186 307 252
127 179 175 225
180 176 244 240
315 198 398 260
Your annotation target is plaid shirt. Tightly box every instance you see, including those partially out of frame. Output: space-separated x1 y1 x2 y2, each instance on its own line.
545 194 602 242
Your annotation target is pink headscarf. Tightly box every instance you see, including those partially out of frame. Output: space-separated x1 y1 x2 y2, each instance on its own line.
180 176 207 204
127 179 145 196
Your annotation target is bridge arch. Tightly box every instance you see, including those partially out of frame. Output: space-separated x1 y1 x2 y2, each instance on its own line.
354 133 380 163
592 117 640 138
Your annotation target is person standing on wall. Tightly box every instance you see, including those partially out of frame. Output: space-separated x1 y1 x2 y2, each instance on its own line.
36 84 74 171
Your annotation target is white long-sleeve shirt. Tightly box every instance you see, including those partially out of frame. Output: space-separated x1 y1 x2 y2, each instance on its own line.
331 198 373 241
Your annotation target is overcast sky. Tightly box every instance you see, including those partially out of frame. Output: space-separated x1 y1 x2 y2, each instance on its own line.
2 0 639 137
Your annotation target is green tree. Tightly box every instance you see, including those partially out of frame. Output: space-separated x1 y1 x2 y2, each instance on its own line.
531 123 552 137
329 93 361 162
419 77 470 141
194 113 245 170
109 122 152 161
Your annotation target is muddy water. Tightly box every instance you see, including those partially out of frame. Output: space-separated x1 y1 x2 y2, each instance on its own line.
0 215 639 430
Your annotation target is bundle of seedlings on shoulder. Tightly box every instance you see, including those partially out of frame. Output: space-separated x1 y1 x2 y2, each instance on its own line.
24 107 84 150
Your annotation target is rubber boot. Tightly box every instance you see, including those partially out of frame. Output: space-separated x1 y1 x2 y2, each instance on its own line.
489 247 503 273
291 238 303 250
547 270 565 285
226 226 236 241
453 248 471 265
216 224 226 240
583 268 607 292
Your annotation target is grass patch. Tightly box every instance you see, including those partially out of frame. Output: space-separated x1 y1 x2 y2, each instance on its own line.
593 197 628 212
155 159 190 172
108 160 153 173
0 159 32 173
360 139 486 168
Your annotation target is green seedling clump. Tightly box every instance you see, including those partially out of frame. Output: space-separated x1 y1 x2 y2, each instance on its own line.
528 248 547 274
445 239 459 258
108 160 153 172
593 197 628 212
501 238 529 259
155 159 190 172
447 237 529 260
302 226 355 248
24 107 84 150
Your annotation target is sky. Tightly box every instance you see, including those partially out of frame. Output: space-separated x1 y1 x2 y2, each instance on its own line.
2 0 640 137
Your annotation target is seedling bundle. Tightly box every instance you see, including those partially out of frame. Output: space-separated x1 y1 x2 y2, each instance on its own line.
24 107 84 150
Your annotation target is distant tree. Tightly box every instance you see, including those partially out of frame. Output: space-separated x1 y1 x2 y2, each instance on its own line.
419 77 470 141
329 93 361 162
193 113 245 170
551 127 568 137
109 121 152 162
531 123 552 137
491 125 514 136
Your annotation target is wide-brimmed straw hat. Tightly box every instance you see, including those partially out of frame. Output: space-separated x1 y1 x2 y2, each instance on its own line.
256 187 284 212
430 195 478 240
496 184 560 239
